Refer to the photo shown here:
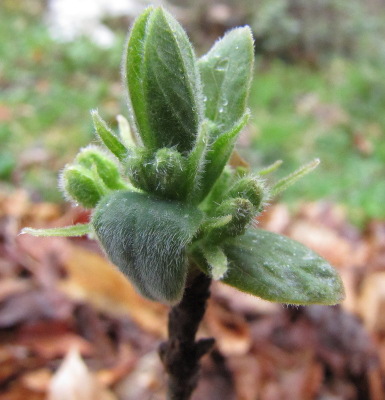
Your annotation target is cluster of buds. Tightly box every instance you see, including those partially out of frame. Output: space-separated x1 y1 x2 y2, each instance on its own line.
23 7 344 307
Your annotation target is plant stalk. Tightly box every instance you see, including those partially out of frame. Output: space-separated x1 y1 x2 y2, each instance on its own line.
159 272 215 400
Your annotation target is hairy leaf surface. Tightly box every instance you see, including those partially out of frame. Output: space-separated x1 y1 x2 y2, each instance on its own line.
125 7 202 152
198 27 254 135
92 191 203 303
193 229 345 305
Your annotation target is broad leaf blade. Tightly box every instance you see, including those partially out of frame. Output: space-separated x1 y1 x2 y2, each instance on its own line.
198 27 254 135
125 7 202 152
92 191 203 304
194 229 345 305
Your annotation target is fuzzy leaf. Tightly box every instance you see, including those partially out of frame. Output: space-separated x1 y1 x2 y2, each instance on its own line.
198 27 254 135
92 191 203 304
124 7 202 152
199 112 249 201
193 229 345 305
91 110 127 161
21 224 91 237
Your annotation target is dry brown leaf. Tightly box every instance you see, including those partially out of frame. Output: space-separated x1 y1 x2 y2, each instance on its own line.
21 368 52 392
114 351 164 400
258 204 291 234
358 272 385 333
227 355 261 400
61 245 168 337
205 299 251 356
19 332 93 360
212 283 279 316
47 348 116 400
0 278 31 302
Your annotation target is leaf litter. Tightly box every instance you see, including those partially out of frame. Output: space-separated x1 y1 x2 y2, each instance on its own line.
0 190 384 399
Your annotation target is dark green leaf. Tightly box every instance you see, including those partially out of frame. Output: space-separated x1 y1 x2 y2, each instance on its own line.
193 228 345 305
198 27 254 135
92 191 203 304
124 7 202 152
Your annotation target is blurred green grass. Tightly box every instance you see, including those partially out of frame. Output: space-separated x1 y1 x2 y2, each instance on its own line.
247 60 385 224
1 3 384 225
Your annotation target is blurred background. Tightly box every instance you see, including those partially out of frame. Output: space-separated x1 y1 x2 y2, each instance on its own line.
0 0 385 399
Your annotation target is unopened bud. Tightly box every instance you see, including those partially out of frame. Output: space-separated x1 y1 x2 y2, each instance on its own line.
75 146 125 190
60 165 104 208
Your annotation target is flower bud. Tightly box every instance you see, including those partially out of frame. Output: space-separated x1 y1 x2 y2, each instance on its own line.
227 176 267 212
75 146 126 190
206 197 254 242
60 165 104 208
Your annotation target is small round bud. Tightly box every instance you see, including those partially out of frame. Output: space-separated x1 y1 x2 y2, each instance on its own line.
126 147 187 200
75 146 125 190
152 148 186 198
227 176 267 212
60 165 103 208
125 147 153 192
206 197 254 242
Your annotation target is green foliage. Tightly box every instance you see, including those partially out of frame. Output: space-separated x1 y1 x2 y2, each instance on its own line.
23 7 344 306
92 191 203 304
124 7 202 153
198 27 254 134
248 60 385 224
193 229 344 305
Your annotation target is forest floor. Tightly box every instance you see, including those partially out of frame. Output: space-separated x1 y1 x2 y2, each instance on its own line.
0 190 384 400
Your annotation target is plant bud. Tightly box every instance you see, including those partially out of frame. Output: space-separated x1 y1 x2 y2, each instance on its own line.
125 147 153 192
227 176 266 212
151 148 186 199
75 146 126 190
60 165 104 208
207 197 254 241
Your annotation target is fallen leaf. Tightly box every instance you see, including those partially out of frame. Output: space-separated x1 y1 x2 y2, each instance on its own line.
47 348 116 400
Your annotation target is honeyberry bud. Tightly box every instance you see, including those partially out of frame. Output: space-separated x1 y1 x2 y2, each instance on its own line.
151 148 186 199
227 175 266 212
125 147 153 192
75 146 126 190
60 165 105 208
207 197 254 242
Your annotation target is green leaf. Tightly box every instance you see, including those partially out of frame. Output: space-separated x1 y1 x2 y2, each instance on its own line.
92 191 203 304
21 224 91 237
124 7 202 152
193 229 345 305
198 27 254 135
199 112 249 200
91 110 127 161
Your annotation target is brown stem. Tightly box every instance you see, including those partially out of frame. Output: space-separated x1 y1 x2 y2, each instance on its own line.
159 272 215 400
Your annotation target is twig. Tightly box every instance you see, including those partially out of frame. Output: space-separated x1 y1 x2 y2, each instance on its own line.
159 272 215 400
